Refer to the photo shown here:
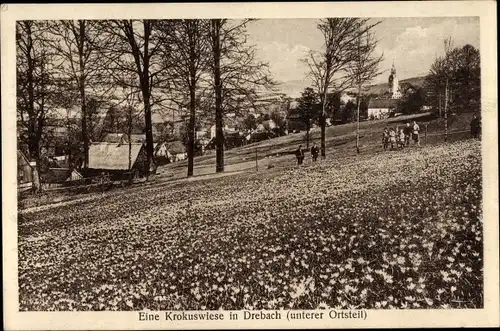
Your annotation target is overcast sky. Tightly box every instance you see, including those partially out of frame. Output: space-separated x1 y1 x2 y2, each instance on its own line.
245 17 480 96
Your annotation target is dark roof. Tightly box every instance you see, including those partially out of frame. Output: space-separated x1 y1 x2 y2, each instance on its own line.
368 98 398 109
130 133 163 144
102 133 163 144
41 168 70 184
102 133 127 143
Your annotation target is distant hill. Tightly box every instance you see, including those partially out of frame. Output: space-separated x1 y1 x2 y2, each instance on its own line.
276 79 313 99
277 76 428 99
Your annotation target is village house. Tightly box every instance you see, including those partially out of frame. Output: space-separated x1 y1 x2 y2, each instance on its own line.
40 168 83 190
155 140 187 162
87 142 149 180
365 63 403 120
17 150 34 189
285 101 307 133
367 98 398 120
102 132 164 152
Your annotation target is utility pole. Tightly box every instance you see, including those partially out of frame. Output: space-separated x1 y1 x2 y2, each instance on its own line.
356 87 361 154
255 148 258 171
443 37 452 143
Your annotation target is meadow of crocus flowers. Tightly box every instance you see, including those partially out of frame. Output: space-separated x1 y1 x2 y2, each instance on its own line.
18 139 482 311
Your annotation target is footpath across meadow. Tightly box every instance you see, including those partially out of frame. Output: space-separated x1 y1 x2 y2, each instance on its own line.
18 139 482 310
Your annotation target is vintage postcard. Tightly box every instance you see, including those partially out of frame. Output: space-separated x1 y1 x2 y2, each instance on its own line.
2 1 498 330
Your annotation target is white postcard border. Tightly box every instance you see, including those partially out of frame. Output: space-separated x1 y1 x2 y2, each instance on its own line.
2 1 498 330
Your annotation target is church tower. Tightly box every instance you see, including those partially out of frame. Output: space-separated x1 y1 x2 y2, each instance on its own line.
388 61 402 99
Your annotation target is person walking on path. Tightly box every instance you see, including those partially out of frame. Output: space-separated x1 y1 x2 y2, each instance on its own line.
295 145 305 165
310 142 319 162
382 128 390 151
412 121 420 147
398 128 406 149
389 128 397 150
404 122 412 146
470 114 481 138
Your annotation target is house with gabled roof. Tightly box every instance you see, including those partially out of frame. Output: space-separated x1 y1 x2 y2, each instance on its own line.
87 142 149 179
367 98 398 120
17 150 33 188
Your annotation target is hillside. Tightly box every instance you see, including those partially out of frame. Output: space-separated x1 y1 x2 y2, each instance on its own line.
19 112 474 211
161 111 473 176
278 76 428 99
276 79 313 98
19 137 482 310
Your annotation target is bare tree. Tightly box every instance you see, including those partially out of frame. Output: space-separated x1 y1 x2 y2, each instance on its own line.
118 75 137 172
47 20 114 170
211 19 224 173
16 21 58 193
426 55 447 118
303 18 380 158
209 19 276 173
346 27 383 154
157 19 210 177
426 40 480 134
296 87 321 149
443 37 453 142
100 20 167 177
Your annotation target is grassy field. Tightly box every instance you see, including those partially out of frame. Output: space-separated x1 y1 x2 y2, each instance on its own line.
18 137 482 310
160 112 473 177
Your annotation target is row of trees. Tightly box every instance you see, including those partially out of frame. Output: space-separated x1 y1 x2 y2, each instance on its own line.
425 41 480 133
302 18 383 156
424 41 480 141
17 19 274 191
295 87 371 149
300 22 480 157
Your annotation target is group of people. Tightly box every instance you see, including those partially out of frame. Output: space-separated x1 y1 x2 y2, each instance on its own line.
295 142 319 165
382 121 421 151
294 115 480 165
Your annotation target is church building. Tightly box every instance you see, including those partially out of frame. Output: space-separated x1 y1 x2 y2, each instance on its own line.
367 62 402 119
388 62 402 99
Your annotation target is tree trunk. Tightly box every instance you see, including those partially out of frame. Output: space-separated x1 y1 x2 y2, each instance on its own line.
187 84 196 177
32 165 41 194
187 21 199 178
320 115 326 158
356 85 361 154
306 121 310 150
320 89 328 158
144 98 154 175
444 80 448 141
213 19 224 173
28 141 41 193
80 90 88 168
26 23 38 185
128 107 132 171
78 20 89 169
23 22 41 193
438 92 442 118
140 20 154 178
